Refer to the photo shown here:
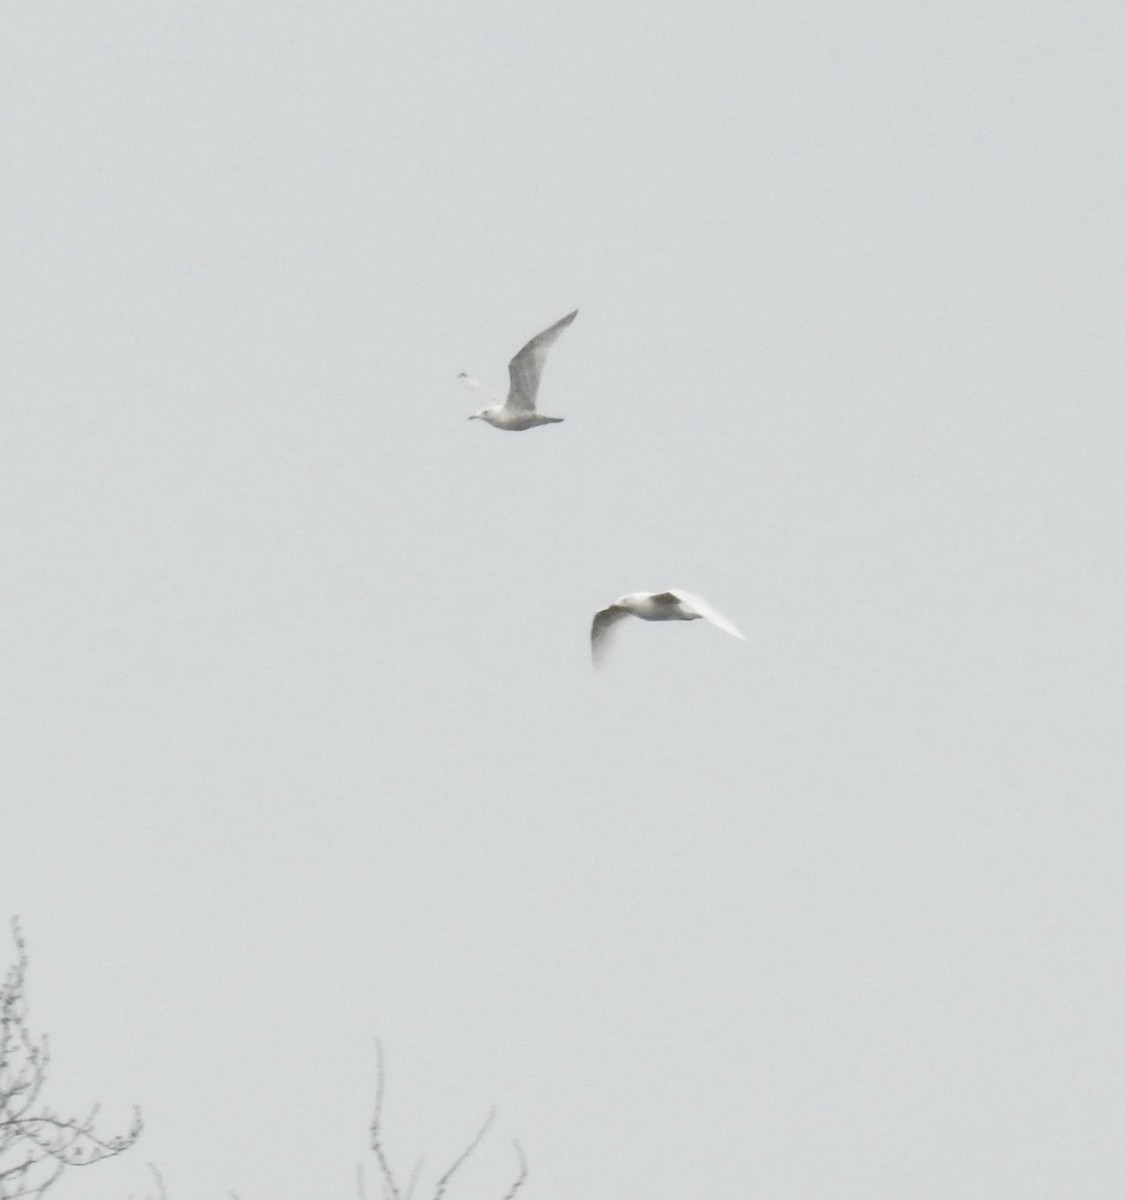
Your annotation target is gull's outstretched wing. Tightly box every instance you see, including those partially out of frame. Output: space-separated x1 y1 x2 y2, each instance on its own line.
668 590 746 641
506 309 578 413
590 603 631 668
457 372 503 403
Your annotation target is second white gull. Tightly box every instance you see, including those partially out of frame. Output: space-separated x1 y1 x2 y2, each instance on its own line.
590 590 746 667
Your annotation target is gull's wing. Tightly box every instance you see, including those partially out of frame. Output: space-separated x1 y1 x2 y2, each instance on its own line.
590 603 631 668
506 309 577 413
457 372 503 403
668 590 746 641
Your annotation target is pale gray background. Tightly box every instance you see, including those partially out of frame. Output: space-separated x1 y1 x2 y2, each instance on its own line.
2 2 1124 1197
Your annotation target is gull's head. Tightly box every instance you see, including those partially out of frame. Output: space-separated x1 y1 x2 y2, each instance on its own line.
469 408 491 422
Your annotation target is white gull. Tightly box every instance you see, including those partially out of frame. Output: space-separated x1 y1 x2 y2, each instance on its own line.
460 310 577 431
591 590 745 667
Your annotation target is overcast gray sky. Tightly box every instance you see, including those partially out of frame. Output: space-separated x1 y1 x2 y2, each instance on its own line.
2 1 1124 1197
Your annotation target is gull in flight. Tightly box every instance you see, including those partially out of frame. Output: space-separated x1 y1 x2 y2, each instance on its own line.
590 590 746 667
460 310 577 430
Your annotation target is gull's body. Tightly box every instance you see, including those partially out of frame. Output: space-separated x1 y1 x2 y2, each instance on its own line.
590 590 746 667
461 310 577 431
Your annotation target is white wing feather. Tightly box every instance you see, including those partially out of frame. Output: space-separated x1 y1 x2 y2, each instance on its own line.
506 310 578 414
590 605 631 667
456 372 503 403
668 590 746 641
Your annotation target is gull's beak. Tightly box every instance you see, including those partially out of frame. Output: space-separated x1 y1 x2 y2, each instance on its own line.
467 414 478 421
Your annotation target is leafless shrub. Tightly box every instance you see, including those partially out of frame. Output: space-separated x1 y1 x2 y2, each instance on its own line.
0 919 142 1199
364 1043 526 1200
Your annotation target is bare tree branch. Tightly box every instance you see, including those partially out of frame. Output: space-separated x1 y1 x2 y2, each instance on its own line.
367 1048 528 1200
0 918 142 1199
4 927 534 1200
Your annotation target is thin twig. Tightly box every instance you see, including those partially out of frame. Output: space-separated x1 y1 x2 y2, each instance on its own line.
403 1156 425 1200
499 1140 528 1200
431 1108 495 1200
147 1161 168 1200
369 1041 400 1200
